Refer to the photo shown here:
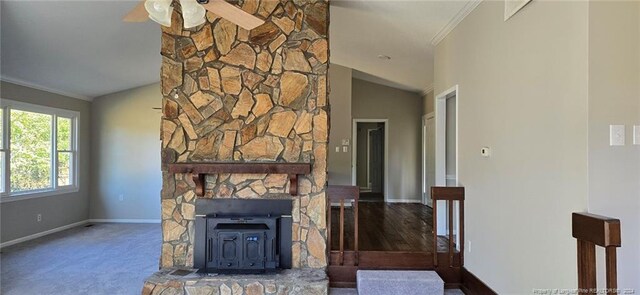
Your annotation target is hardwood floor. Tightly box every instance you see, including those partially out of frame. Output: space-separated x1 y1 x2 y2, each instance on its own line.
330 202 450 252
358 192 384 202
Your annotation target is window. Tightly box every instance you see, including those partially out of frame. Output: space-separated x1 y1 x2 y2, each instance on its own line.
0 99 79 201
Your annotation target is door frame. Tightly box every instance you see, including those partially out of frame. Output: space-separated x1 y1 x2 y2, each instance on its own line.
352 119 389 202
435 85 459 187
434 85 459 239
422 112 435 206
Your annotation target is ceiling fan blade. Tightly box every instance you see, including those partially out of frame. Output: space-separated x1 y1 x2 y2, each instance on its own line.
123 0 149 22
201 0 265 30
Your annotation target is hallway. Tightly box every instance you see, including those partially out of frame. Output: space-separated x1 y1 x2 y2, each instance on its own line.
330 202 450 252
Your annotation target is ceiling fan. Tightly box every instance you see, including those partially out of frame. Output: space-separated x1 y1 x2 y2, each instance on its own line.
123 0 265 30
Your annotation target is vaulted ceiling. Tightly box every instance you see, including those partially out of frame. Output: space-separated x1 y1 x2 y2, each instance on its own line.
0 0 476 99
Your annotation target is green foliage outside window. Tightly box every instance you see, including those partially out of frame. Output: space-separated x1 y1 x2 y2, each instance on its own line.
10 110 52 192
57 117 72 186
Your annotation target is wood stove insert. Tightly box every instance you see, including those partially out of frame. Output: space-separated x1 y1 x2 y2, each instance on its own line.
194 199 292 274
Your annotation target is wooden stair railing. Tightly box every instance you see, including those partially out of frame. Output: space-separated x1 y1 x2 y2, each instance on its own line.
572 212 621 294
431 186 465 268
327 185 359 266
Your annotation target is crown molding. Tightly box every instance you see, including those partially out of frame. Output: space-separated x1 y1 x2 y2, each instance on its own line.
420 85 434 97
430 0 483 46
0 76 93 101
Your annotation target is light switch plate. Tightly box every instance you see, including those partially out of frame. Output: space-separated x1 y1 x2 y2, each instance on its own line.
342 146 349 152
335 146 340 153
610 125 625 146
634 125 640 145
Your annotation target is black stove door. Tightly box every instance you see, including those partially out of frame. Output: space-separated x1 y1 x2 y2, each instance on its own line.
242 232 266 270
217 232 241 269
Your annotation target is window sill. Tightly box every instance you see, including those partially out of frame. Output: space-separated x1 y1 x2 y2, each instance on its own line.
0 187 79 203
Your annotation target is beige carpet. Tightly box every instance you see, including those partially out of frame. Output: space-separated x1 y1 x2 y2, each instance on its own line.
1 223 160 295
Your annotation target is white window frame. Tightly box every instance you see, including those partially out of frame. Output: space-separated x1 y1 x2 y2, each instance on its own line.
0 99 79 202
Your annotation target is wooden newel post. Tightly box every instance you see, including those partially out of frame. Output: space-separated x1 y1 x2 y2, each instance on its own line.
431 186 465 268
572 212 621 295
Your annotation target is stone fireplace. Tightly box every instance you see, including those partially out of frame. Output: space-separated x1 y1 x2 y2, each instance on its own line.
143 0 330 294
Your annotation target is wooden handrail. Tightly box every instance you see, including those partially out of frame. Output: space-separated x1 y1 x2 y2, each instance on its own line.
431 186 465 268
327 185 359 266
572 212 621 294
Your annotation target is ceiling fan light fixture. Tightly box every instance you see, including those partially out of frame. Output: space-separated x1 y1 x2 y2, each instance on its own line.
145 0 173 27
180 0 207 29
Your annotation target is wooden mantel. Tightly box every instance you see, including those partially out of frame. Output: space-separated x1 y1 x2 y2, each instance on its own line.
167 163 312 196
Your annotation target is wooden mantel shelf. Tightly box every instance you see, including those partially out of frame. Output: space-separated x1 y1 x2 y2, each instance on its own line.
167 163 312 196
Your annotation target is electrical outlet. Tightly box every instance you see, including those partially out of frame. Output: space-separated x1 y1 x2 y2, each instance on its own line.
119 194 124 201
342 146 348 152
37 214 42 222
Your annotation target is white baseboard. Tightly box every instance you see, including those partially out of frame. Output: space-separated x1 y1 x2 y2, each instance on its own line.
0 220 89 249
88 219 161 224
386 198 423 204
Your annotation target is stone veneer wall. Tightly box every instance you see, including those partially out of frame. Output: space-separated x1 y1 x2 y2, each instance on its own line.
159 0 329 269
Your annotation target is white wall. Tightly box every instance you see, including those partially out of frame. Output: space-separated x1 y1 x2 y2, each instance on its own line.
90 83 161 221
588 1 640 289
423 91 434 116
352 78 423 202
434 1 590 292
0 81 92 244
328 64 353 185
445 96 456 181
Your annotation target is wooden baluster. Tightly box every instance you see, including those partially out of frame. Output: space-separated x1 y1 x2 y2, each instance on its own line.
339 199 345 266
459 199 464 266
354 195 359 266
327 198 332 254
448 199 454 267
433 198 438 267
577 240 597 294
605 246 617 294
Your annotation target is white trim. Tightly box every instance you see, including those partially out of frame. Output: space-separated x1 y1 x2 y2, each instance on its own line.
0 76 93 102
352 119 389 202
431 0 483 46
435 85 459 187
434 85 459 237
0 99 80 199
420 85 434 97
422 115 427 205
386 198 422 204
425 112 435 120
422 113 436 207
504 0 533 21
0 220 89 249
88 219 161 224
0 187 80 203
0 99 79 118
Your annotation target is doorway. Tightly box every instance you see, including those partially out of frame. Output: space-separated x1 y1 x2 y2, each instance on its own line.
422 113 435 207
435 85 460 249
352 119 388 202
